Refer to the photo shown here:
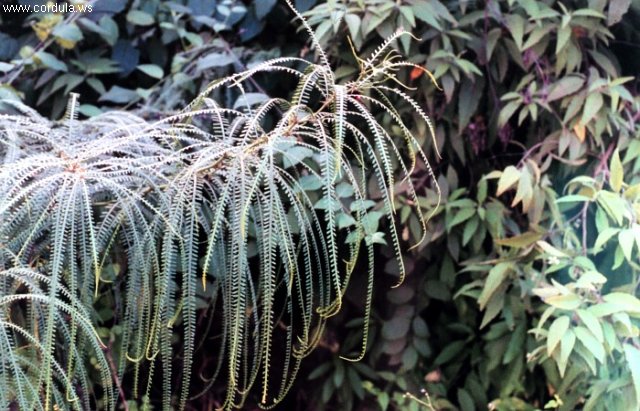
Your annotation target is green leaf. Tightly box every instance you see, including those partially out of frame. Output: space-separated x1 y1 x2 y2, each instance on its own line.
523 25 552 50
137 64 163 79
478 262 512 310
344 14 361 40
458 78 482 131
537 241 568 257
581 92 603 124
558 329 576 377
498 101 521 127
512 167 533 211
308 362 331 380
547 75 584 102
575 271 607 289
462 216 479 246
336 213 356 228
298 175 322 191
197 53 235 72
361 211 383 234
381 317 411 340
576 309 604 342
506 14 525 50
624 343 640 404
255 0 277 19
555 25 571 54
399 6 416 27
99 16 119 45
36 52 68 72
99 86 138 104
556 194 592 203
458 388 476 411
575 326 605 363
573 9 606 18
447 207 475 232
588 302 625 317
347 367 364 400
0 62 14 72
127 10 155 26
610 148 624 192
545 294 581 310
497 166 520 196
52 23 83 42
574 341 598 375
547 315 570 356
594 228 620 253
618 229 635 262
494 231 543 247
603 292 640 314
477 178 488 203
401 346 418 370
378 392 390 411
597 190 626 225
412 317 429 338
78 104 102 117
333 362 344 387
503 322 526 364
412 0 442 29
588 50 618 77
434 340 466 365
480 291 505 329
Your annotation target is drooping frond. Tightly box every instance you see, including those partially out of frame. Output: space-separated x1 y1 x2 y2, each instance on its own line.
0 18 439 411
0 267 113 410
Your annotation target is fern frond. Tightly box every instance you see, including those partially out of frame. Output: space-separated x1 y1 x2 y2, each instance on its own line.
0 10 440 409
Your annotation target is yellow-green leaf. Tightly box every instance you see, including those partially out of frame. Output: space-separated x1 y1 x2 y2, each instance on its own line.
577 309 604 342
512 167 533 211
498 100 521 127
506 14 525 50
547 316 570 356
575 326 605 363
478 262 512 310
547 75 584 102
618 229 635 262
558 329 576 377
495 231 543 248
537 240 568 257
603 292 640 314
581 92 603 124
497 166 520 196
623 343 640 404
545 293 581 310
610 148 624 192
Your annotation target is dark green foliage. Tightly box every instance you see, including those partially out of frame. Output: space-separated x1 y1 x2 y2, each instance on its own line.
0 0 299 117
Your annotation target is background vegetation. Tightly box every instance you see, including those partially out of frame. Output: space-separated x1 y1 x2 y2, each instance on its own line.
1 0 640 410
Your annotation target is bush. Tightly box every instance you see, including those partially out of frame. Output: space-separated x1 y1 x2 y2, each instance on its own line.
300 1 640 410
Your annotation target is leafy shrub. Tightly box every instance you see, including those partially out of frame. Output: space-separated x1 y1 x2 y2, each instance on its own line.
0 0 319 117
300 0 640 410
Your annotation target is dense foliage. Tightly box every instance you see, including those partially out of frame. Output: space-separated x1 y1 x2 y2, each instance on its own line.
1 0 640 410
299 1 640 410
